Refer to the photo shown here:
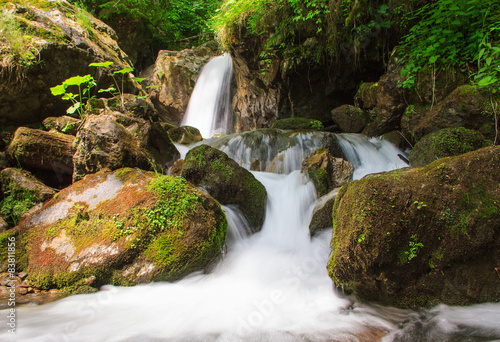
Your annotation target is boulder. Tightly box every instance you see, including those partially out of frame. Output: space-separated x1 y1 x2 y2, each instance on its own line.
271 118 324 131
354 82 378 110
73 111 179 181
10 169 227 291
400 104 429 144
331 105 372 133
148 45 218 124
43 116 82 136
0 168 56 227
413 86 498 141
309 189 339 236
181 145 267 232
168 126 203 144
328 146 500 308
409 127 491 167
301 149 353 197
6 127 75 187
0 1 135 126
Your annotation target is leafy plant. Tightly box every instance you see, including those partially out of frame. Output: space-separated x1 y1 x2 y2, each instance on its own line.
0 185 37 226
50 74 96 119
413 201 427 210
405 234 423 262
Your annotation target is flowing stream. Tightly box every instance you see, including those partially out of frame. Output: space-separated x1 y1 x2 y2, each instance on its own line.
181 53 233 139
2 133 500 342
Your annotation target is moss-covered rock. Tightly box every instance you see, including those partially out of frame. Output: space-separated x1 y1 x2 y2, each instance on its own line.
9 168 227 291
354 82 378 110
73 111 179 181
409 127 491 167
168 126 203 144
328 146 500 308
309 188 338 236
413 86 498 141
6 127 75 187
42 116 81 136
271 118 324 131
181 145 266 232
331 105 372 133
301 149 353 197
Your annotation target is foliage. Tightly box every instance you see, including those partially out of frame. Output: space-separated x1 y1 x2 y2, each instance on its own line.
50 74 96 119
399 0 500 90
404 234 423 262
68 0 221 50
0 184 37 226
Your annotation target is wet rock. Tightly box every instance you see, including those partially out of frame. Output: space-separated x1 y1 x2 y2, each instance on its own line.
331 105 372 133
271 118 324 131
309 189 339 236
43 116 82 136
6 128 75 187
168 126 203 144
409 127 491 167
301 149 353 197
181 145 267 232
73 111 179 181
328 146 500 308
10 169 227 290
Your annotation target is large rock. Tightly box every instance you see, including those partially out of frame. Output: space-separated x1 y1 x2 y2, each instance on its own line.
148 44 218 124
301 149 353 197
331 105 372 133
413 86 498 141
181 145 267 232
328 146 500 308
6 127 75 187
0 168 56 227
354 82 378 110
271 118 324 131
409 127 491 167
168 126 203 145
309 189 339 236
9 169 227 290
0 1 135 126
73 111 179 181
43 116 82 136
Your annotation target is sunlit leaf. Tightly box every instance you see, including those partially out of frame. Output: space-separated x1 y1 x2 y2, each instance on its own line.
50 84 66 96
67 102 81 114
114 67 134 74
89 61 114 68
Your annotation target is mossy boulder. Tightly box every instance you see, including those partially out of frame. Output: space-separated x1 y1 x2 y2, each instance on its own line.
409 127 491 167
271 118 324 131
354 82 378 110
10 169 227 291
42 116 81 136
6 127 76 188
168 126 203 144
73 111 179 181
0 168 56 227
181 145 267 232
301 149 353 197
328 146 500 308
331 105 372 133
413 86 498 141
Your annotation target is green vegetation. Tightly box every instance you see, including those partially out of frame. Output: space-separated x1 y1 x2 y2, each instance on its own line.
0 183 37 226
404 234 423 262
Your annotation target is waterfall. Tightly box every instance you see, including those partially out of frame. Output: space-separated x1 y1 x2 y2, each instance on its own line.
2 133 500 342
181 53 234 138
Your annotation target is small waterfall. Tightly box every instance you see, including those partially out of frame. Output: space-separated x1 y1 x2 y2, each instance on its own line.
181 53 234 138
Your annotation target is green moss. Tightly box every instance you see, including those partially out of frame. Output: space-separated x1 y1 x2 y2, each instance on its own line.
271 118 324 131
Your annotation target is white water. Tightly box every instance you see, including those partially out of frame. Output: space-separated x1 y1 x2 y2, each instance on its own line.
3 133 500 341
181 53 233 138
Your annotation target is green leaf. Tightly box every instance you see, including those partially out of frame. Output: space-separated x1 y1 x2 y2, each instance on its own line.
67 102 81 114
98 86 117 93
50 84 66 96
114 67 134 74
61 93 76 100
63 75 89 87
131 77 146 83
89 61 114 68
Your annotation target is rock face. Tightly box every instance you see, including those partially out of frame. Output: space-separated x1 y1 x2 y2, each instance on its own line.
0 168 56 227
6 127 75 187
147 44 218 124
12 169 227 290
181 145 267 232
301 149 353 197
73 111 179 181
331 105 372 133
309 189 339 236
0 1 134 126
409 127 491 167
328 146 500 308
413 86 498 141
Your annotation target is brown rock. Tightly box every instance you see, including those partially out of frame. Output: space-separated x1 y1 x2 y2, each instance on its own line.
331 104 372 133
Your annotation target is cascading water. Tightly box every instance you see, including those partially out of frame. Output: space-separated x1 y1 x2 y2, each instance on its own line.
181 53 233 139
2 133 500 342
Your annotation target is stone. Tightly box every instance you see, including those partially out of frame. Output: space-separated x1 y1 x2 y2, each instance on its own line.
354 82 378 110
331 105 372 133
301 149 353 197
42 116 82 136
73 111 179 181
181 145 267 232
168 126 203 144
328 146 500 308
309 189 339 236
409 127 491 167
8 169 227 290
271 118 324 131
